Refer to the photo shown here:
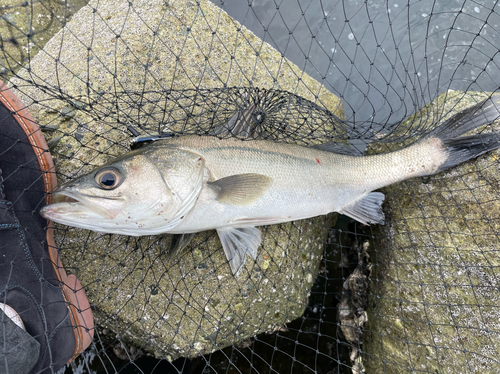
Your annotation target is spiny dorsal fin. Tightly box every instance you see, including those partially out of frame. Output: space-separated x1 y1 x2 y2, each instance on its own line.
339 192 385 225
208 173 272 205
311 141 363 156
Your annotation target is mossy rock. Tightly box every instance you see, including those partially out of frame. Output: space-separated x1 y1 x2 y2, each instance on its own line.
0 0 88 80
58 215 334 360
6 0 344 359
363 91 500 373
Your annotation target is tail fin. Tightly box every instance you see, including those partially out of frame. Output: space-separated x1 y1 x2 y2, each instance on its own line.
429 97 500 173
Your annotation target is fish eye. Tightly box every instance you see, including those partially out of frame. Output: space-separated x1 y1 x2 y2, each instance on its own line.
95 167 122 190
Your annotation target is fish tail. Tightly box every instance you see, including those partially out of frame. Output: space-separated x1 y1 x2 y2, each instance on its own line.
429 97 500 173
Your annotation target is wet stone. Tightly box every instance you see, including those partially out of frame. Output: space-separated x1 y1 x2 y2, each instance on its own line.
363 91 500 374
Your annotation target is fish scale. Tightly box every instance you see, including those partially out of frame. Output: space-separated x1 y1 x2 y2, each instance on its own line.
40 97 500 275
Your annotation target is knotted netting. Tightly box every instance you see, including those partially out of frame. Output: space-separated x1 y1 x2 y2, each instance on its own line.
1 0 500 373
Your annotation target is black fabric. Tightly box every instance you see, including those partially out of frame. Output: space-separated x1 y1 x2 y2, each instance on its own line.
0 308 40 374
0 104 76 373
0 104 58 287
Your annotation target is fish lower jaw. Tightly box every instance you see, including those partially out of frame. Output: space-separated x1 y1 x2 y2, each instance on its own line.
40 204 130 234
40 202 101 221
40 201 178 235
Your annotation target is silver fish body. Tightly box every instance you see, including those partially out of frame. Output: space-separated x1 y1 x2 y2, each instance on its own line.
40 98 500 275
161 135 444 233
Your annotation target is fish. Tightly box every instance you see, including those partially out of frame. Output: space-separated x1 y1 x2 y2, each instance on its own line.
40 97 500 276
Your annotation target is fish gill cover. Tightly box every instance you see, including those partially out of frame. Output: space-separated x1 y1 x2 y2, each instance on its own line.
1 0 500 373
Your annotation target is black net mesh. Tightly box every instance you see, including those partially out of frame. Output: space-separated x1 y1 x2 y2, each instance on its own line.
1 0 500 373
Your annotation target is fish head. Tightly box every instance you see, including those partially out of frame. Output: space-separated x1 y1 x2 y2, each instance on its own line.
40 145 205 235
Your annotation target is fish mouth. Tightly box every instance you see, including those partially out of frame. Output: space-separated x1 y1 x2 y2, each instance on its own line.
40 188 125 224
53 192 80 204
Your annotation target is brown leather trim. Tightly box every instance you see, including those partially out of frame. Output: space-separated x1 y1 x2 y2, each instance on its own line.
0 81 57 204
0 80 94 360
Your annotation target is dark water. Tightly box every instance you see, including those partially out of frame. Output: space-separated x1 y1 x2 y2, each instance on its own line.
214 0 500 126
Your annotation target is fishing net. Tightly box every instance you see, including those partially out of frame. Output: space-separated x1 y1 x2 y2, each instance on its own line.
1 0 500 373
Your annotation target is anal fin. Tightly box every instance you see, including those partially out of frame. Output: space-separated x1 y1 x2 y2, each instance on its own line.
339 192 385 225
216 227 262 276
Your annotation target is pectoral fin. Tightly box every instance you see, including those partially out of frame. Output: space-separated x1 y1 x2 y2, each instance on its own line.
340 192 385 225
217 227 262 276
208 173 272 205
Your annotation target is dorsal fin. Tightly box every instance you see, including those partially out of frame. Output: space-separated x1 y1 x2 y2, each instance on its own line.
311 142 362 156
